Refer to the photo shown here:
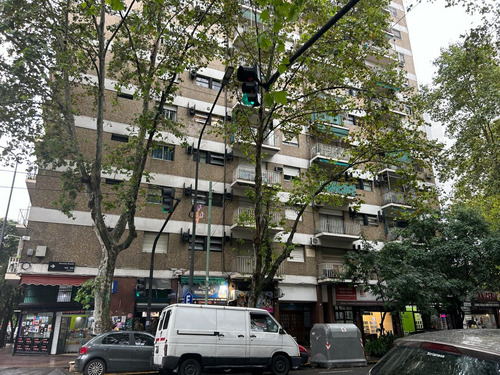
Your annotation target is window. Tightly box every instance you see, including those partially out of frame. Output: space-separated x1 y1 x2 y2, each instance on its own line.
134 333 154 346
392 28 402 39
283 166 300 181
105 178 122 185
163 107 177 122
117 92 134 100
356 179 372 191
102 333 130 345
357 214 379 226
188 236 223 252
142 232 168 254
343 114 358 126
57 286 73 302
195 75 222 90
288 246 305 262
146 185 162 204
111 133 129 143
345 87 359 97
282 133 299 147
388 6 397 17
398 53 406 65
250 313 278 333
197 150 225 166
151 144 174 161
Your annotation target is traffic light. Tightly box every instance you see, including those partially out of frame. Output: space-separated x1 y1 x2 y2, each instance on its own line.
135 277 146 298
237 65 261 107
162 187 175 213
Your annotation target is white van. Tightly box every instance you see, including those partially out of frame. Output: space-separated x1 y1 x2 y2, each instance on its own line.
153 304 301 375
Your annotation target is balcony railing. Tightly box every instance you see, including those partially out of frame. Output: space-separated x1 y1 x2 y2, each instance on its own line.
318 262 347 279
232 166 281 185
234 256 285 275
310 143 349 162
7 257 20 274
323 181 356 197
232 207 283 229
316 216 360 236
382 190 409 206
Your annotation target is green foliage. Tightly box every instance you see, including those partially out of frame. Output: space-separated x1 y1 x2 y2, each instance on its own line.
422 24 500 229
74 278 98 310
364 334 397 358
345 205 500 320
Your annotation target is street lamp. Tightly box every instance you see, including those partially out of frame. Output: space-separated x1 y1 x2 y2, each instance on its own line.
189 66 234 293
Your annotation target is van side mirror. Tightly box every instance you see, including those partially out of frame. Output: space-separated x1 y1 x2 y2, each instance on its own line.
279 328 285 334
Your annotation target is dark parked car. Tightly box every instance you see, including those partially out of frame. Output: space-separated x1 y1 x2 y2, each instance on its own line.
370 329 500 375
74 331 157 375
298 344 309 365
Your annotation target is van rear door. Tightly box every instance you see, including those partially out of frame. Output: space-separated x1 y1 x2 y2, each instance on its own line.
154 308 173 366
215 309 248 366
248 312 284 365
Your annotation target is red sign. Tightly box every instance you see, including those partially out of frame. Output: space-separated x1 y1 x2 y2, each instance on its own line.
335 286 357 301
476 291 500 302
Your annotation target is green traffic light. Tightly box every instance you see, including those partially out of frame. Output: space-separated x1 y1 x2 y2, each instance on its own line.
242 93 255 106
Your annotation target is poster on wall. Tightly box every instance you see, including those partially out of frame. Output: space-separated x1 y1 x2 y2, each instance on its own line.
180 276 228 305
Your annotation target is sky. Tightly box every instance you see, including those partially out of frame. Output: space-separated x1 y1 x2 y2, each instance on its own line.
0 0 483 223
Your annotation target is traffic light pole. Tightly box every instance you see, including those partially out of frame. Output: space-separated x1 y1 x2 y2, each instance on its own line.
261 0 362 91
145 197 181 332
189 66 234 293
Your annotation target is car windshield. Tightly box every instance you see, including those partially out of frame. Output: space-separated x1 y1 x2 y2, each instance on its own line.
371 346 500 375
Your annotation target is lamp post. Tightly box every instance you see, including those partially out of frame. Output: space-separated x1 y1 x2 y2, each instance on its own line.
189 66 234 293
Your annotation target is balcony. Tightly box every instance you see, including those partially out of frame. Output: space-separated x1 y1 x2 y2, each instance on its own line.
231 207 283 233
318 262 348 280
382 190 411 206
231 166 281 187
315 215 360 240
6 257 20 274
232 255 285 276
310 143 350 166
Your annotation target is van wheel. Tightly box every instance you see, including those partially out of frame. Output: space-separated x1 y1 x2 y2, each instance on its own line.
271 354 290 375
179 358 201 375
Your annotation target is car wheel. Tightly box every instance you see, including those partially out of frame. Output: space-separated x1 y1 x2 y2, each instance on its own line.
84 359 106 375
179 358 201 375
271 354 290 375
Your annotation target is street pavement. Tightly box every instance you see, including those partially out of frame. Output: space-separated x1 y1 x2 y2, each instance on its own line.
0 343 375 375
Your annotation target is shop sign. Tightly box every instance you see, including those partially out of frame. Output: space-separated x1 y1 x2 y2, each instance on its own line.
476 291 500 302
48 262 75 272
335 286 357 301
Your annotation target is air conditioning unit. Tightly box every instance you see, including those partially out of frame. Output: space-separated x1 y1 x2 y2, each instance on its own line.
35 245 47 257
311 237 321 246
274 166 283 173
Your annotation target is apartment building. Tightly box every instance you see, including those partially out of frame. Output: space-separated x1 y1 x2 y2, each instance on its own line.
5 0 433 354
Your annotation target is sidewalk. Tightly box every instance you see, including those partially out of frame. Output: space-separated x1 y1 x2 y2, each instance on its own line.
0 343 75 370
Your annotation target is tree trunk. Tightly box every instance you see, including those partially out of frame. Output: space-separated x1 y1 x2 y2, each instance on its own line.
92 236 118 334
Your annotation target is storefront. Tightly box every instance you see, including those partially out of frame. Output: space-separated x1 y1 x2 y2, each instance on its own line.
464 291 500 329
15 312 53 354
179 276 228 305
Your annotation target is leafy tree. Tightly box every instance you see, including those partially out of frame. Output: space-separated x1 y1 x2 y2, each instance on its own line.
346 205 500 329
0 0 237 333
0 220 23 348
226 0 440 306
423 25 500 229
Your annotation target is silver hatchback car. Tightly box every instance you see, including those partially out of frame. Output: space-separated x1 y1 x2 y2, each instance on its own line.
74 331 157 375
370 329 500 375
